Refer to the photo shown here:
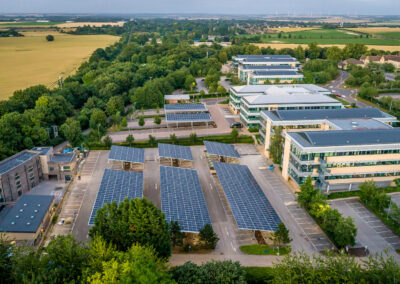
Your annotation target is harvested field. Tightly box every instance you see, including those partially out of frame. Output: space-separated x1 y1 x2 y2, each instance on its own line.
254 43 400 52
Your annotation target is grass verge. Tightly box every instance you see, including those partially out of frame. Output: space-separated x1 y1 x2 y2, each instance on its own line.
327 187 400 200
240 244 291 256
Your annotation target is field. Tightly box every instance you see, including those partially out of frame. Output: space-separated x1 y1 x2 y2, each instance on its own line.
254 43 400 52
346 27 400 39
0 21 61 27
0 32 119 99
56 22 125 28
268 27 318 32
246 28 400 45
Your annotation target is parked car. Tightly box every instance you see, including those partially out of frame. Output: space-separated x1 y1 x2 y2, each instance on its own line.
230 122 243 128
58 218 65 225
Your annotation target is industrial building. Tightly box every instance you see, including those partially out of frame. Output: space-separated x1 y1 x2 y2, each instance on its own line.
259 108 398 158
282 128 400 192
229 84 332 115
237 86 342 127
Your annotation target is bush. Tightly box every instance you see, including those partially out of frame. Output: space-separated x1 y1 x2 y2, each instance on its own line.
138 116 145 127
46 34 54 41
154 116 161 125
244 267 274 283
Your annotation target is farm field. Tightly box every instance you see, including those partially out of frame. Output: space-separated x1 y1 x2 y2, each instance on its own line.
0 32 119 99
268 27 318 32
245 28 400 45
56 22 125 28
254 43 400 52
0 21 61 27
346 27 400 39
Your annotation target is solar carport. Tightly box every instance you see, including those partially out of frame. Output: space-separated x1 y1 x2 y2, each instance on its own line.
160 166 211 233
158 143 193 168
213 162 281 232
108 145 145 172
204 141 240 164
165 113 214 128
89 169 143 225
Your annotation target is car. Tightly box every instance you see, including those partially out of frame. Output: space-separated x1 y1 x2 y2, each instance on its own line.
230 122 243 128
58 218 65 225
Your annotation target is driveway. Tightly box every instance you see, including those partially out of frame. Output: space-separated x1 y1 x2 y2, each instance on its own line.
196 77 208 94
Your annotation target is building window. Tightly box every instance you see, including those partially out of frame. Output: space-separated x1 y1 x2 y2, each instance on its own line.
62 166 71 172
15 173 20 180
0 188 4 203
28 166 33 173
17 189 22 196
50 167 54 172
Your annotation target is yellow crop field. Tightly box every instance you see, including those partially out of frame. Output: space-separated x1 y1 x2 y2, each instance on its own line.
0 33 119 99
254 43 400 52
269 27 318 33
56 22 125 28
347 27 400 34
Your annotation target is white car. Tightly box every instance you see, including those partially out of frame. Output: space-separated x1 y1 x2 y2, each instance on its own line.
58 218 65 225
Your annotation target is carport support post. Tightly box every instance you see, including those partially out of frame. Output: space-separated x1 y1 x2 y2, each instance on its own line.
348 183 352 191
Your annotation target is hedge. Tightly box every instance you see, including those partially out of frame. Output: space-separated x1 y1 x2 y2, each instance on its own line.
244 267 274 284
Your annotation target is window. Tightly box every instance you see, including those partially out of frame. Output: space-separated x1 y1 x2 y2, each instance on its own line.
15 173 20 180
62 166 71 172
50 167 54 172
0 188 4 203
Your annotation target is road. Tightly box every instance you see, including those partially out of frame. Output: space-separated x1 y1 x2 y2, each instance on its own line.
324 70 369 108
385 73 396 82
196 77 208 94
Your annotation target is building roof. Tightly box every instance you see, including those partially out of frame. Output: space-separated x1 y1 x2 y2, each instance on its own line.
0 151 38 176
230 84 330 95
164 94 190 100
31 147 52 155
109 145 145 164
0 195 54 233
252 70 302 76
50 152 75 163
242 65 296 70
243 92 340 106
289 129 400 148
164 103 207 112
244 57 297 63
235 55 293 59
263 107 393 121
327 119 392 130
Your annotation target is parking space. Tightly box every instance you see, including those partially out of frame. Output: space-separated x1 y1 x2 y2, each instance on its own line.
329 199 400 257
237 144 333 253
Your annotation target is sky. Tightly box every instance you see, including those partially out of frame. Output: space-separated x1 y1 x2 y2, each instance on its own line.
0 0 399 15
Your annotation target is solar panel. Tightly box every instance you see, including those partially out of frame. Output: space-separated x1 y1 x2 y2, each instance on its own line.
213 162 281 231
160 166 211 233
204 141 240 158
274 108 385 121
109 145 145 164
166 113 212 122
165 104 206 111
158 143 193 161
89 169 143 225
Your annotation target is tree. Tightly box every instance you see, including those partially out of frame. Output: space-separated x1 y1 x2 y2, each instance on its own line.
138 116 145 127
327 46 343 62
334 216 357 248
88 244 173 284
170 133 177 144
126 134 134 146
90 109 107 132
269 223 292 248
296 176 319 210
46 35 54 41
219 51 228 63
103 135 112 148
105 96 124 116
294 45 305 60
89 198 172 258
184 75 196 91
199 224 219 249
189 133 198 143
0 236 13 283
170 221 185 247
60 118 83 147
217 85 226 96
154 116 161 125
231 126 239 143
307 42 320 59
268 126 283 164
148 135 157 146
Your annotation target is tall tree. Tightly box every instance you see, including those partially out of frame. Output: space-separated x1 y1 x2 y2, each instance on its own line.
60 118 83 147
199 224 219 249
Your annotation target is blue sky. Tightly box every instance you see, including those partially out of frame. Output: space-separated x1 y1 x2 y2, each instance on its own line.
0 0 399 15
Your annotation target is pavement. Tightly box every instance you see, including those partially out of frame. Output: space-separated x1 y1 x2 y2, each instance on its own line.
196 78 208 94
390 193 400 206
385 73 396 82
329 198 400 260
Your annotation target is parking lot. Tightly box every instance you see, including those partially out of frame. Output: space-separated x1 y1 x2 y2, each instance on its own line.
329 198 400 258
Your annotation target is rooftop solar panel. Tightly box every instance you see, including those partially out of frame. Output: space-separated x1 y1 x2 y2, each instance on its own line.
109 145 145 164
213 162 281 231
204 141 240 158
160 166 211 233
89 169 143 225
158 143 193 161
253 70 301 76
164 104 206 111
166 113 212 122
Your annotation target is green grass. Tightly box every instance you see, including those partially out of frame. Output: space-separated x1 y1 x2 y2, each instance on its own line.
375 32 400 40
0 21 62 26
240 244 291 256
243 28 400 46
329 95 350 106
327 186 400 200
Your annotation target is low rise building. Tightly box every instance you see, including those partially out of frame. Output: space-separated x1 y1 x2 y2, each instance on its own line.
247 70 304 84
360 54 400 69
238 86 341 127
232 54 299 68
164 94 190 104
0 194 55 243
238 65 298 82
338 58 364 69
259 108 397 158
282 129 400 192
47 152 77 182
229 84 331 115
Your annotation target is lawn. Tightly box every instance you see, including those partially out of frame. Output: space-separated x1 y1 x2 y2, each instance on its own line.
246 28 400 46
0 31 119 99
0 21 62 27
254 43 400 53
240 244 291 255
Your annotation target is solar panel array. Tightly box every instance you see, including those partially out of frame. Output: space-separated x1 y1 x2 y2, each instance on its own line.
213 162 281 231
158 143 193 161
89 169 143 225
166 113 212 122
160 166 211 233
109 145 145 164
204 141 240 158
165 104 206 111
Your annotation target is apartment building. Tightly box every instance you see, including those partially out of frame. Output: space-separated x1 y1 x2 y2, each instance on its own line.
259 108 397 158
229 84 331 115
238 86 342 127
282 129 400 192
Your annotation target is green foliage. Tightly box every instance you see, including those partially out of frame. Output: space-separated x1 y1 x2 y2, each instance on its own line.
240 244 291 256
231 126 239 143
170 133 177 144
89 198 172 258
170 221 185 247
60 118 83 147
103 135 112 148
105 96 124 116
302 59 339 84
244 266 274 284
189 133 198 143
199 224 219 249
138 116 145 127
268 126 283 164
90 109 107 132
46 34 54 41
148 135 157 146
126 134 134 146
171 260 246 284
269 223 292 247
154 115 162 125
